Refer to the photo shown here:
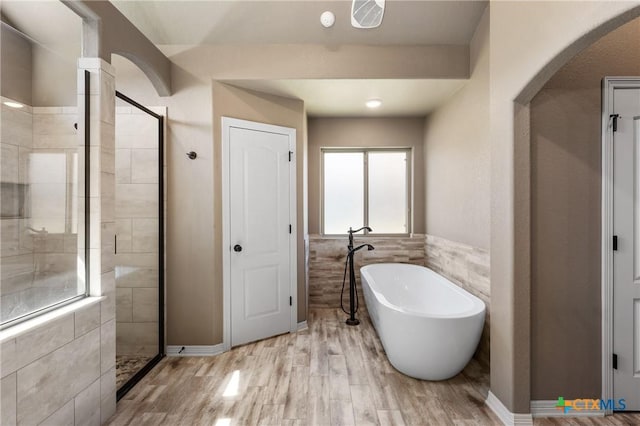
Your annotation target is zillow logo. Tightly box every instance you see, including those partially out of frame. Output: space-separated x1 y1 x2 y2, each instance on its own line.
555 397 627 413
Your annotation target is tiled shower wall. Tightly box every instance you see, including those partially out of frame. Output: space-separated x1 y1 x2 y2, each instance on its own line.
424 235 490 366
1 101 34 302
307 233 490 365
1 104 81 318
0 59 117 426
115 106 161 356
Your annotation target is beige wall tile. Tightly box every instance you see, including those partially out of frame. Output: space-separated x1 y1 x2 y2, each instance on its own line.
132 288 158 323
75 302 101 338
101 271 116 324
115 265 158 288
1 219 31 257
74 378 101 426
1 254 34 280
101 221 115 274
1 143 19 183
116 288 133 323
1 106 32 148
115 149 131 184
1 339 17 378
115 219 133 253
116 322 158 356
101 319 116 373
424 234 490 366
39 398 74 426
16 327 100 425
101 172 116 225
115 184 158 218
1 373 16 425
16 313 74 370
115 114 157 149
100 368 116 423
33 114 77 138
131 149 158 184
132 218 158 253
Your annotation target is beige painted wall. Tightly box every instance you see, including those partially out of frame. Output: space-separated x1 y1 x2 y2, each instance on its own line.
423 7 489 250
212 82 307 333
31 44 77 107
114 59 308 346
307 117 425 235
530 17 640 400
165 44 469 81
1 21 78 107
489 1 640 413
1 23 32 105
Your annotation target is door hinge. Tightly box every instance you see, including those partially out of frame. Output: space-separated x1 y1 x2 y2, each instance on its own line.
289 296 292 306
613 235 618 251
289 151 293 162
289 224 292 234
613 353 618 370
610 114 620 132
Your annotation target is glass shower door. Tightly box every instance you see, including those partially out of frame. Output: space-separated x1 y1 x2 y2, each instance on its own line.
114 91 164 397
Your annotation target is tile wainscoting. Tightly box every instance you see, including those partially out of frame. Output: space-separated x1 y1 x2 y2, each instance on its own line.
424 234 490 366
308 234 426 309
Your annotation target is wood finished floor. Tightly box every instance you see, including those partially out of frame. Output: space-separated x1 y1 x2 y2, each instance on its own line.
107 308 640 425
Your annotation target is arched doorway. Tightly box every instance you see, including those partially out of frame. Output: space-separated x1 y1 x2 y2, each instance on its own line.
488 1 640 420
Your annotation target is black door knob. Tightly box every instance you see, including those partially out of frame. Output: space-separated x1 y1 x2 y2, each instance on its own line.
233 244 243 252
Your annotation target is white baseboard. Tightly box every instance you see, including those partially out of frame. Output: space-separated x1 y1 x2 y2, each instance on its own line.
530 400 605 418
486 391 533 426
166 344 225 357
170 324 307 357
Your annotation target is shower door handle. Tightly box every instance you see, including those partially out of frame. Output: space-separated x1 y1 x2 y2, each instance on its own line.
233 244 243 252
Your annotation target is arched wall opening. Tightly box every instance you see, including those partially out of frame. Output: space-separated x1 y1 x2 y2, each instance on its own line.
489 1 640 415
529 17 640 401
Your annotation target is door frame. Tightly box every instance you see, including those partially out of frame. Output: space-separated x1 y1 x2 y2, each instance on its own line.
221 117 298 351
601 77 640 412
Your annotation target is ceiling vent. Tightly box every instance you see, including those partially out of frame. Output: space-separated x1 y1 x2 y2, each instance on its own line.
351 0 385 29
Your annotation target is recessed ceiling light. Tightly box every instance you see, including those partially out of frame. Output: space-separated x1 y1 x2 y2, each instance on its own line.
3 101 24 109
366 99 382 109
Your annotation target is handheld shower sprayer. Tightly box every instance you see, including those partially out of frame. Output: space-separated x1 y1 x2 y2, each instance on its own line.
342 227 375 326
349 244 375 256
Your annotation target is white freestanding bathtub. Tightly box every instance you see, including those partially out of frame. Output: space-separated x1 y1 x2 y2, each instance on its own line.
361 263 485 381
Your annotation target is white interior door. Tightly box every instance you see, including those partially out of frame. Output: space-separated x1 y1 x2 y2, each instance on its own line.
613 88 640 410
227 121 295 347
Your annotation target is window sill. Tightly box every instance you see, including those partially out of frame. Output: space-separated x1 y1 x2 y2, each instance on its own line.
0 296 104 343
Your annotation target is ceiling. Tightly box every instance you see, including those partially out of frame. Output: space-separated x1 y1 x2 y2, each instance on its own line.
1 1 487 117
222 79 466 117
111 1 487 46
112 0 485 116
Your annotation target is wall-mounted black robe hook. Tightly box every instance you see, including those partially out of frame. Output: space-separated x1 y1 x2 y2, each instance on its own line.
187 151 197 160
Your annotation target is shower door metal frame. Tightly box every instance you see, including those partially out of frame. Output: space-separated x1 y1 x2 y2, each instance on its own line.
114 91 165 401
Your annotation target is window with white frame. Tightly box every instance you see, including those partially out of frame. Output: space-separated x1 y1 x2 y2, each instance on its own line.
322 148 411 235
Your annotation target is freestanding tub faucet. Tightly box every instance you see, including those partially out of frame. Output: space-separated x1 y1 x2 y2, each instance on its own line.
342 226 374 326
